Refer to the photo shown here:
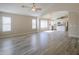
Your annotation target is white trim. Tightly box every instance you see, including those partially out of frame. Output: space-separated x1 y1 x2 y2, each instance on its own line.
0 31 37 39
68 34 79 38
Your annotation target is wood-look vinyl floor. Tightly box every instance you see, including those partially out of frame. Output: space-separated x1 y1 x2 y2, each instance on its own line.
0 31 79 55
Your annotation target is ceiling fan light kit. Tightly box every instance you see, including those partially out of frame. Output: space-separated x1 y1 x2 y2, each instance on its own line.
32 7 36 11
21 3 42 12
32 3 36 11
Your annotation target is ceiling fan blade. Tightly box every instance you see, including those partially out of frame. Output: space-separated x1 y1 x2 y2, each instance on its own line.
21 5 32 8
36 8 42 10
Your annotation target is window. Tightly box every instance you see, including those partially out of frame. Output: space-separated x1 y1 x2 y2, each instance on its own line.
2 16 11 32
32 19 36 29
40 20 48 28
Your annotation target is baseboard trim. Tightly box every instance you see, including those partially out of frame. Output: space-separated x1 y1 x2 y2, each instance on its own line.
0 32 38 39
68 34 79 39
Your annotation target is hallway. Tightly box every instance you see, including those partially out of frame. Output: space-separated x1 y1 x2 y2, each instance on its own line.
0 31 79 55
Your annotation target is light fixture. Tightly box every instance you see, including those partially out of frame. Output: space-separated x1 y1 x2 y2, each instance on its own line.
32 3 36 11
32 8 36 11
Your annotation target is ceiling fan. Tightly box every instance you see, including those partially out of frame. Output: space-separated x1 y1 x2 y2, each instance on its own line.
21 3 42 12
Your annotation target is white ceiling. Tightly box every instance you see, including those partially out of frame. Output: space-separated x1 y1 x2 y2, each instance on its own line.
0 3 79 18
0 3 53 17
42 11 69 19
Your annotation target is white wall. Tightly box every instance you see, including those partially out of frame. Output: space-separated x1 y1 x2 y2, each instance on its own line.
2 11 79 38
68 11 79 38
0 12 37 38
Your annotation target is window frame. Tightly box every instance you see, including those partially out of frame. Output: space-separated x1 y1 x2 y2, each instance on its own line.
32 19 37 29
40 20 48 29
2 16 11 32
